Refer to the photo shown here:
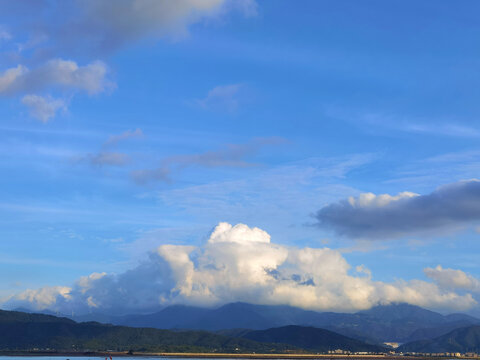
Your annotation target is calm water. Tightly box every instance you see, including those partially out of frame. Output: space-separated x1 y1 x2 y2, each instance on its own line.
0 358 461 360
0 358 219 360
0 357 241 360
0 358 221 360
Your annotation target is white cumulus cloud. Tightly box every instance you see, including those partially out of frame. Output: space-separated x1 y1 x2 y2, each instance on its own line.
0 59 112 122
13 286 72 310
424 265 480 292
4 222 477 315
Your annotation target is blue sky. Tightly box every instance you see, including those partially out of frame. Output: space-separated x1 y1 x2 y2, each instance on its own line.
2 0 480 315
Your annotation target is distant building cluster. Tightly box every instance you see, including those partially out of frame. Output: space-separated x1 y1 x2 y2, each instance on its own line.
326 349 480 358
399 352 478 358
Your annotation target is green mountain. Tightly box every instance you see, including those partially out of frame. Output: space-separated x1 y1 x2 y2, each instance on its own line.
0 309 293 353
241 325 386 353
398 325 480 353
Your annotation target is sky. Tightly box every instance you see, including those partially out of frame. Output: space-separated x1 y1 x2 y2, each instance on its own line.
2 0 480 316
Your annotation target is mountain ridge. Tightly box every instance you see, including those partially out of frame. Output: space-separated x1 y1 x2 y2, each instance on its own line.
241 325 386 352
398 325 480 353
63 302 479 344
0 309 383 354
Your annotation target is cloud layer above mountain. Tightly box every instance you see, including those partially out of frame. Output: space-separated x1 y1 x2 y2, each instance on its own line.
425 265 480 292
315 179 480 240
4 222 476 315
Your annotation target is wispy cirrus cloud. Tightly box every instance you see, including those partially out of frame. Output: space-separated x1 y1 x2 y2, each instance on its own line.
83 152 131 167
384 149 480 191
74 128 143 167
326 108 480 139
104 128 143 147
195 83 244 112
360 112 480 138
132 136 287 184
0 26 10 41
315 179 480 240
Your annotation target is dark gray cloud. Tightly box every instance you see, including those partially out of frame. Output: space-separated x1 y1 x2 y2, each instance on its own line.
0 0 257 57
315 179 480 240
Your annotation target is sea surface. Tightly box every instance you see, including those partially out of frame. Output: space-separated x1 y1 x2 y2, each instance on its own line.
0 358 218 360
0 358 209 360
0 358 264 360
0 357 238 360
0 358 214 360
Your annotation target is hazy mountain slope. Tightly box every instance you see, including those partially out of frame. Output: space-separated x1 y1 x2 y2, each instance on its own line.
71 302 480 344
406 321 480 342
118 304 210 329
398 326 480 353
0 309 293 353
242 325 386 353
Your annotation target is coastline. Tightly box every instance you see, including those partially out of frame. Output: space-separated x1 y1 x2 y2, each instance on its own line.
1 352 479 359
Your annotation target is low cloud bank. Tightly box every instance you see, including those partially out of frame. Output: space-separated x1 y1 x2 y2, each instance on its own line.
315 179 480 240
4 222 476 315
425 265 480 292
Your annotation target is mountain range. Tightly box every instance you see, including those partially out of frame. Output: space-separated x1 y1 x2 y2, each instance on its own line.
65 302 480 344
241 325 385 352
398 326 480 353
6 304 480 354
0 309 384 353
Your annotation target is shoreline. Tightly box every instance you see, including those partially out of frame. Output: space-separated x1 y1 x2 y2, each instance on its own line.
1 352 479 360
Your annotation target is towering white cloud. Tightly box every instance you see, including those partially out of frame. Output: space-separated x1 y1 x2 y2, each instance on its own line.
4 222 476 314
315 179 480 240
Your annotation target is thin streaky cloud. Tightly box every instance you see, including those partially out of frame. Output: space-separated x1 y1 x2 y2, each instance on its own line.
195 83 244 112
132 136 288 184
104 128 144 147
326 108 480 138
